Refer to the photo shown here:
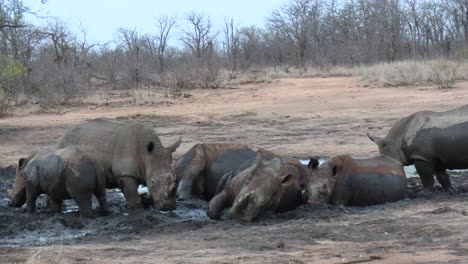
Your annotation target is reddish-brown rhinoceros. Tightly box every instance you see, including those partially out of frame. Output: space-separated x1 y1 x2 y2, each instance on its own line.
207 151 308 221
367 104 468 194
56 118 181 210
9 147 109 217
305 155 407 206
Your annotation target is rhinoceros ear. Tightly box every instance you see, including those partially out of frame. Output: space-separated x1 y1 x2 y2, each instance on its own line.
167 137 182 153
367 133 386 147
18 158 28 169
308 158 320 170
279 174 294 186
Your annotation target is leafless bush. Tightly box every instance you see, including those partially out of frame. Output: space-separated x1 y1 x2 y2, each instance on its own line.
32 60 86 108
361 61 431 87
430 60 460 89
129 87 175 105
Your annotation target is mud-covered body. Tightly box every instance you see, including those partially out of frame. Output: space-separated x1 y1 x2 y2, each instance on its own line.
175 144 268 201
57 118 180 210
207 151 307 221
368 105 468 193
306 155 407 206
10 147 108 217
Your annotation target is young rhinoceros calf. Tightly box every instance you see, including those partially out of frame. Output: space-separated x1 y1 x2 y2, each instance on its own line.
305 155 407 206
8 147 109 217
207 151 298 221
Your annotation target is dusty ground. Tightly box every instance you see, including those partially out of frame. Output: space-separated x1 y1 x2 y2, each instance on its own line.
1 77 468 263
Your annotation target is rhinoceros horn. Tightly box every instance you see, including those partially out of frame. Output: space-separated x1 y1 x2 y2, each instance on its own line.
167 137 182 153
367 133 386 147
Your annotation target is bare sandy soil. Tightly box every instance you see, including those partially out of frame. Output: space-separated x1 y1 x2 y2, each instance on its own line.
1 77 468 263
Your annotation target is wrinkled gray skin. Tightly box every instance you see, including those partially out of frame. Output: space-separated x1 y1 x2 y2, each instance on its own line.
57 118 181 210
305 155 407 206
207 151 295 221
174 143 258 201
9 147 109 218
368 105 468 194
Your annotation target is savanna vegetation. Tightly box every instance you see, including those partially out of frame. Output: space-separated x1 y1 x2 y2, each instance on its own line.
1 0 467 116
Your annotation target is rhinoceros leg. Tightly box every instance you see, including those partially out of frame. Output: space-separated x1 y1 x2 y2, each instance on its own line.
435 169 456 194
94 188 110 216
26 184 40 213
74 193 94 218
207 190 230 220
48 198 63 214
118 176 142 209
414 160 435 194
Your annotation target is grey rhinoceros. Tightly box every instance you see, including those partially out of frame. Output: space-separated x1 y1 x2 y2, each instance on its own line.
9 147 109 217
57 118 181 210
368 104 468 194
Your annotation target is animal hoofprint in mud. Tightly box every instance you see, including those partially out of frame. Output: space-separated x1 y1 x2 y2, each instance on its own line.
368 104 468 194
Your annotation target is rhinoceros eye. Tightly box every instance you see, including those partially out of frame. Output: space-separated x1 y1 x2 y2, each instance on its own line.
332 166 338 176
147 141 154 154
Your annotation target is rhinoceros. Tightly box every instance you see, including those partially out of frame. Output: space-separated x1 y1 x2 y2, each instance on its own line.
367 105 468 194
174 143 308 206
305 155 407 206
57 118 181 210
175 143 272 201
207 150 307 221
9 147 109 217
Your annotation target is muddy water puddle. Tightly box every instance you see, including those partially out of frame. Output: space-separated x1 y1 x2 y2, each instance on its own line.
0 170 209 248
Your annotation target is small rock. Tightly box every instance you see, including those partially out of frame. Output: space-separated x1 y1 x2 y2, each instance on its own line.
276 241 285 249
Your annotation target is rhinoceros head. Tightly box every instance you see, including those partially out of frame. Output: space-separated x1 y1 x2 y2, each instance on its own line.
228 151 294 221
304 157 337 206
367 133 407 164
8 157 29 207
144 137 181 211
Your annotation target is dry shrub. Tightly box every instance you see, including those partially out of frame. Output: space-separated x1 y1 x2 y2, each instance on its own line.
360 61 432 87
429 60 460 89
129 87 175 105
81 92 109 106
32 63 87 108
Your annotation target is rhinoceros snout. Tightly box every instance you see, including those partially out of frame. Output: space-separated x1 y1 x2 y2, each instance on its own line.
156 199 177 211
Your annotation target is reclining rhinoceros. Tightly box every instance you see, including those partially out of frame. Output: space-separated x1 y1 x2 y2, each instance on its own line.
207 150 308 221
56 118 181 210
368 104 468 194
305 155 407 206
174 143 308 207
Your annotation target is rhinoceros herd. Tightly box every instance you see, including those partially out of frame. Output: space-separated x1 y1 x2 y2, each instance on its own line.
8 104 468 221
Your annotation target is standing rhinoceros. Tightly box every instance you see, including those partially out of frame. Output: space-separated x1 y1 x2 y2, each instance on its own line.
57 118 181 210
367 104 468 194
304 155 407 206
9 147 109 217
207 151 305 221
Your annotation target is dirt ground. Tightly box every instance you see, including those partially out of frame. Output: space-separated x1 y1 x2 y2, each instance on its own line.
1 77 468 263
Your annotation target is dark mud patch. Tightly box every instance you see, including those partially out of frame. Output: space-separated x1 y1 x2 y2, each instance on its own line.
2 165 468 251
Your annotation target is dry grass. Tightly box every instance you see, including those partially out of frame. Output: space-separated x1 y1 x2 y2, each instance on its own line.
360 59 467 88
129 87 175 105
27 246 71 264
221 60 467 89
81 92 110 106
